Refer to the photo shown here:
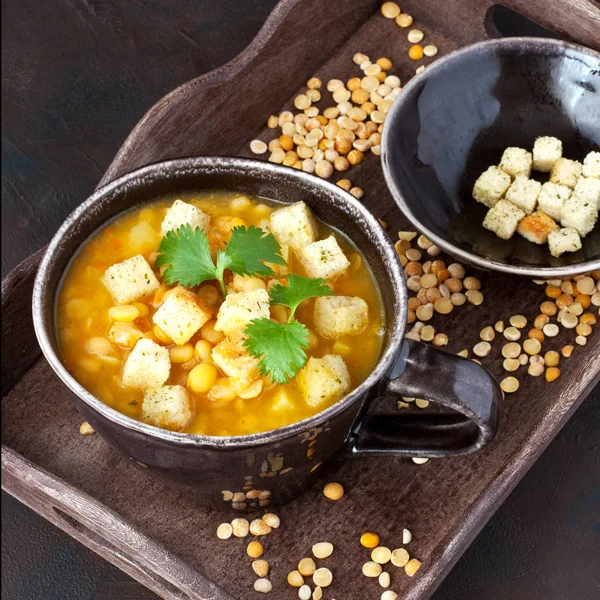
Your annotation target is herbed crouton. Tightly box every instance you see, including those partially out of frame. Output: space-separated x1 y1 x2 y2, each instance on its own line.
550 157 582 189
212 335 259 381
214 289 270 335
313 296 369 338
297 236 350 279
482 199 526 240
160 199 210 236
103 255 160 305
548 227 582 257
269 201 318 250
152 286 212 345
296 354 351 408
582 151 600 179
505 175 542 214
141 385 193 431
537 182 571 222
532 136 562 172
573 176 600 209
499 147 532 179
517 211 558 245
122 338 171 389
472 166 511 208
561 195 598 237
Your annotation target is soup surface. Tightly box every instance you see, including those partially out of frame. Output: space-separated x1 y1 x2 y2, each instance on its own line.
57 192 384 435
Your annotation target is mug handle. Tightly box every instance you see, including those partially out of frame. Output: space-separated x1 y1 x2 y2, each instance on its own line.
346 339 502 458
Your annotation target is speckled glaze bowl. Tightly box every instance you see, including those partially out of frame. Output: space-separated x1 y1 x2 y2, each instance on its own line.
33 157 501 509
382 37 600 279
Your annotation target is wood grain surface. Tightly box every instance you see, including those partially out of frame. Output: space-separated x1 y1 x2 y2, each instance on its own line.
2 0 600 598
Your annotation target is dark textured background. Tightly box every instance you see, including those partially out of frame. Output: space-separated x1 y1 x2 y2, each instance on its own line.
2 1 599 598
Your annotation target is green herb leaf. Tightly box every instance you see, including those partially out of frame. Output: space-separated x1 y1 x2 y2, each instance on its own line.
270 273 332 320
243 318 309 384
218 226 286 279
155 224 286 296
155 225 217 288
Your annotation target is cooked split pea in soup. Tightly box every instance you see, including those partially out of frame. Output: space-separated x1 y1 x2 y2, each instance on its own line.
57 193 384 436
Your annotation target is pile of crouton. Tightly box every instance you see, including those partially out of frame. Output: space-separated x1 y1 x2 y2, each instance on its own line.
472 137 600 257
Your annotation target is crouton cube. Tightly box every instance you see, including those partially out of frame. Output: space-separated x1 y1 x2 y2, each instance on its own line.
537 182 571 221
499 147 532 179
482 199 526 240
505 175 542 214
214 289 270 335
560 195 598 237
573 176 600 209
160 199 210 236
296 354 351 408
582 151 600 179
152 286 213 345
548 227 582 257
532 136 562 172
472 166 511 208
517 211 558 245
313 296 369 338
103 254 160 305
122 338 171 389
141 385 192 431
269 201 318 250
297 236 350 279
108 322 143 348
211 336 259 381
550 157 582 189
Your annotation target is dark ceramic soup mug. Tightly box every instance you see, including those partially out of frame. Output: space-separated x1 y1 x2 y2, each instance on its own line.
33 157 501 510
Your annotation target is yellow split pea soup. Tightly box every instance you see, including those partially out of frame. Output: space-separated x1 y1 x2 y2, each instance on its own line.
57 192 384 436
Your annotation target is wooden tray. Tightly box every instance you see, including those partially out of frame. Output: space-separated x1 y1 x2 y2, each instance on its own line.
3 0 600 598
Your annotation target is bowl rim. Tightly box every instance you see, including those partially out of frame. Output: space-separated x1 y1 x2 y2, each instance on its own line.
382 36 600 279
32 155 407 448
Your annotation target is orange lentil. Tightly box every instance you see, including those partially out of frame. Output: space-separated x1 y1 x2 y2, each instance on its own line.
561 345 574 358
545 286 561 299
575 294 592 309
545 367 560 382
408 45 424 60
528 328 545 343
579 313 597 325
438 269 450 282
576 323 592 336
361 533 380 548
279 135 294 151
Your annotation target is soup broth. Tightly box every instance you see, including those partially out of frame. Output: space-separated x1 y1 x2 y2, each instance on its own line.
57 192 384 436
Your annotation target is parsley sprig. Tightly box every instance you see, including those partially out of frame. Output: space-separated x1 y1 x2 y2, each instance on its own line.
244 274 332 383
155 224 285 296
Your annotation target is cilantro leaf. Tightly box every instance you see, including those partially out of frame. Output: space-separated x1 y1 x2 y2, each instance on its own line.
218 226 286 279
155 225 217 287
270 273 332 320
243 318 309 384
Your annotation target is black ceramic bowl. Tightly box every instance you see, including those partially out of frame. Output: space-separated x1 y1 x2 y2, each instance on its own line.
33 157 501 509
382 37 600 278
